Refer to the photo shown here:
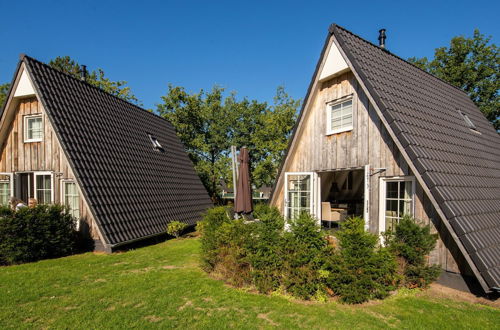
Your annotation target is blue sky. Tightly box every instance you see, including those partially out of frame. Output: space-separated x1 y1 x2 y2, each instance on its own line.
0 0 498 109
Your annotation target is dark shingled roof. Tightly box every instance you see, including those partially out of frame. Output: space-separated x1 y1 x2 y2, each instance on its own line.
330 25 500 290
19 55 212 247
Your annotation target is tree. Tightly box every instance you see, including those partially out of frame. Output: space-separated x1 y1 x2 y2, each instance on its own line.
157 85 299 201
0 83 10 109
157 85 234 201
233 87 299 188
408 30 499 130
0 56 140 106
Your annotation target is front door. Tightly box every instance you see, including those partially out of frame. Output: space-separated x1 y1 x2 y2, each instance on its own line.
284 172 318 220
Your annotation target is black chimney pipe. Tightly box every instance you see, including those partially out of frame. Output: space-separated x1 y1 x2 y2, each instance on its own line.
80 65 87 81
378 29 386 49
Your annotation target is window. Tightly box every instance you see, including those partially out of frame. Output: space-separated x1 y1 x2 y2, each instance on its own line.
0 181 9 206
459 110 480 133
0 173 12 206
148 134 164 152
34 173 52 204
24 115 43 142
62 181 80 220
380 177 415 233
286 174 311 220
0 173 13 206
327 98 353 135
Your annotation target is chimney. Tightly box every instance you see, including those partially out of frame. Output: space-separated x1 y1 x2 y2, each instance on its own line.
378 29 386 49
80 65 87 81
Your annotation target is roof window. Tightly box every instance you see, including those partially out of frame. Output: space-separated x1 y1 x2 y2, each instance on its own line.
148 134 164 152
458 111 480 133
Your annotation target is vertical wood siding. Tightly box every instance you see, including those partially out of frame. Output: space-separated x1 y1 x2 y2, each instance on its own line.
0 97 101 240
272 72 460 273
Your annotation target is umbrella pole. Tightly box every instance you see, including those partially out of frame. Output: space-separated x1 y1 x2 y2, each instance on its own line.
231 145 239 219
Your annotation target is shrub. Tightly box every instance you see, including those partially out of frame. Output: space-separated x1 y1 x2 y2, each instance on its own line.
324 217 398 304
199 206 422 304
197 206 232 272
212 219 254 286
166 221 188 238
384 215 441 288
0 204 77 265
247 204 285 294
280 212 329 300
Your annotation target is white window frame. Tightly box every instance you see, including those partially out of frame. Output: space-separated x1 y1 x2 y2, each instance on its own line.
326 96 354 135
284 172 320 223
0 172 14 206
148 134 164 151
34 171 54 204
24 114 43 143
378 176 415 234
363 165 370 231
61 179 80 229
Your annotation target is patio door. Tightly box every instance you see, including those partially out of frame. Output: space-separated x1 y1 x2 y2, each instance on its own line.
284 172 319 220
16 173 34 203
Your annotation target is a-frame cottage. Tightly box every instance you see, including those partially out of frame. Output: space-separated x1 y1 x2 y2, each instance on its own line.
0 55 212 252
270 25 500 293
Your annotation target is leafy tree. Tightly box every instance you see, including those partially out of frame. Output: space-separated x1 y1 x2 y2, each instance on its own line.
157 85 299 200
0 56 140 106
236 87 299 188
157 85 234 201
49 56 140 104
408 30 499 130
0 83 10 109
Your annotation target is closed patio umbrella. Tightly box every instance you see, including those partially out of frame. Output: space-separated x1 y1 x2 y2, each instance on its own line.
234 147 252 214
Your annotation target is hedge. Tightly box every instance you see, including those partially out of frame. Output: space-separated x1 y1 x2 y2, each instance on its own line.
0 204 77 265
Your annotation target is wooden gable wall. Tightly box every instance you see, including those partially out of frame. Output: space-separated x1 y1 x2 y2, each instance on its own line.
0 97 101 241
271 72 469 275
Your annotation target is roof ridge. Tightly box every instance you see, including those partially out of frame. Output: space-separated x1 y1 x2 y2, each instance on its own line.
330 24 469 95
21 55 174 126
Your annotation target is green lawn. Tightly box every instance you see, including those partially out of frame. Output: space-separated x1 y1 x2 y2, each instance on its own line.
0 238 498 329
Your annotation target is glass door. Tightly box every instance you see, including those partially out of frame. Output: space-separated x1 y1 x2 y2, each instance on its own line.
284 172 317 220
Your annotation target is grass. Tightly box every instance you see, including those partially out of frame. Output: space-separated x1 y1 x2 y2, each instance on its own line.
0 238 499 329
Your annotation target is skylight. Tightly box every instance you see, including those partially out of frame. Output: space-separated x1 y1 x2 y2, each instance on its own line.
148 134 164 152
459 111 480 133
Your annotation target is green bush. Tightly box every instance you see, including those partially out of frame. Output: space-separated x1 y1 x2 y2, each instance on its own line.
384 215 441 288
0 204 77 265
213 219 254 286
199 207 431 304
197 206 232 272
280 212 329 300
246 204 285 294
199 205 329 300
324 217 398 304
166 221 188 238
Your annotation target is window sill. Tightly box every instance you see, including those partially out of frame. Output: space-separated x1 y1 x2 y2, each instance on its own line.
24 139 43 143
326 126 353 136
